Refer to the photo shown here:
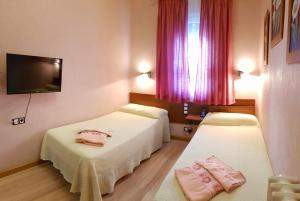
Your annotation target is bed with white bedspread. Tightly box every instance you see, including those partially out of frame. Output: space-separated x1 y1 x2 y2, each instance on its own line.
41 104 170 201
154 112 273 201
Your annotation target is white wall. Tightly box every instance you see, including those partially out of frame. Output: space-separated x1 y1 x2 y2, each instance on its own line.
233 0 262 99
0 0 130 172
129 0 157 94
257 0 300 178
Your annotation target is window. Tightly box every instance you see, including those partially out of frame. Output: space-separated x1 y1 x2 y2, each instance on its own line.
188 0 202 100
156 0 234 105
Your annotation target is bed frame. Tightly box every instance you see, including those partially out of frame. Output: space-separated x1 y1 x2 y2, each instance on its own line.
129 92 255 124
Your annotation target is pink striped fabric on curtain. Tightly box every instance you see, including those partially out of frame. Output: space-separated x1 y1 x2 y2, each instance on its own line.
193 0 235 105
156 0 190 102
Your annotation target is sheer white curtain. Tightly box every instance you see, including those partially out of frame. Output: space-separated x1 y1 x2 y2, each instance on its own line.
187 0 201 100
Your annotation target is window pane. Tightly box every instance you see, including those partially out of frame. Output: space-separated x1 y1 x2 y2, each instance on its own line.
188 0 201 100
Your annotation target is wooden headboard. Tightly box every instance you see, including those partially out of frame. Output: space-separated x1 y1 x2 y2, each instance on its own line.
129 92 255 124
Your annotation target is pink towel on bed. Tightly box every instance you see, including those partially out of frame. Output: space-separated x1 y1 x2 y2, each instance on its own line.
75 130 112 147
196 156 246 192
175 163 224 201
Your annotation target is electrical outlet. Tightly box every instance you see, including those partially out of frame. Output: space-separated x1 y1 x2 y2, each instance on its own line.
12 117 26 125
184 127 193 134
183 103 189 115
19 117 25 124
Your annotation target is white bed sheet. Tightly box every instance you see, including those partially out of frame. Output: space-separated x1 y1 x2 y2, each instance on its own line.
41 111 170 201
154 125 273 201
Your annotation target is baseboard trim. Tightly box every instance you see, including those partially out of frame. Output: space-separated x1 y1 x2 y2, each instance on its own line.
0 160 46 178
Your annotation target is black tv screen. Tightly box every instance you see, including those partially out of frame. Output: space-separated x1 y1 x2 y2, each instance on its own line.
7 53 63 94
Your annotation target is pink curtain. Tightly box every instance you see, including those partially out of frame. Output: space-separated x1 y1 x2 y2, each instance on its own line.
193 0 235 105
156 0 190 102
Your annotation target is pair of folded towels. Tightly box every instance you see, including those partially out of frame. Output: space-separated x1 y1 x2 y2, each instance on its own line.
175 156 246 201
75 130 112 147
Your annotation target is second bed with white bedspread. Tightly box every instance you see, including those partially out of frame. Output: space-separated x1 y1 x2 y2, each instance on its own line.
41 105 170 201
154 113 274 201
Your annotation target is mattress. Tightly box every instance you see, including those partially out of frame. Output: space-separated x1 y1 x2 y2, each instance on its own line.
41 111 170 201
154 125 273 201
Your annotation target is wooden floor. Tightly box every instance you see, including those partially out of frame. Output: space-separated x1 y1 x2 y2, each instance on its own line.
0 140 187 201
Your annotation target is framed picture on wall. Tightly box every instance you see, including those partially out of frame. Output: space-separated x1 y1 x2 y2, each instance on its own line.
271 0 285 47
287 0 300 63
264 10 270 65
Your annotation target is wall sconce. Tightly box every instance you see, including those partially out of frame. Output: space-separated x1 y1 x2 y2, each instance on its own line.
137 61 152 79
140 71 152 79
237 58 255 73
234 58 256 79
234 70 245 79
136 60 154 90
136 70 154 90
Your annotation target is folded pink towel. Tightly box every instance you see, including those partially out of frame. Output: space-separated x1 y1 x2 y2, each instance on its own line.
197 156 246 192
75 130 112 147
175 163 223 201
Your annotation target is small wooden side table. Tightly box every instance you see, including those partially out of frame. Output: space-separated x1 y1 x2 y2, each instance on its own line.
185 114 203 124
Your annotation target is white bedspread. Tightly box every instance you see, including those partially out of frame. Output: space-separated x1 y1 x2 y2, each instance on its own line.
154 125 273 201
41 111 170 201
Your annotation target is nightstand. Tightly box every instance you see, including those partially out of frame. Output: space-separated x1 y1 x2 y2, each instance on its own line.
185 114 203 124
180 114 203 140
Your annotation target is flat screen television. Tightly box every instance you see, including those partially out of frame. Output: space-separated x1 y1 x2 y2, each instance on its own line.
7 53 63 94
